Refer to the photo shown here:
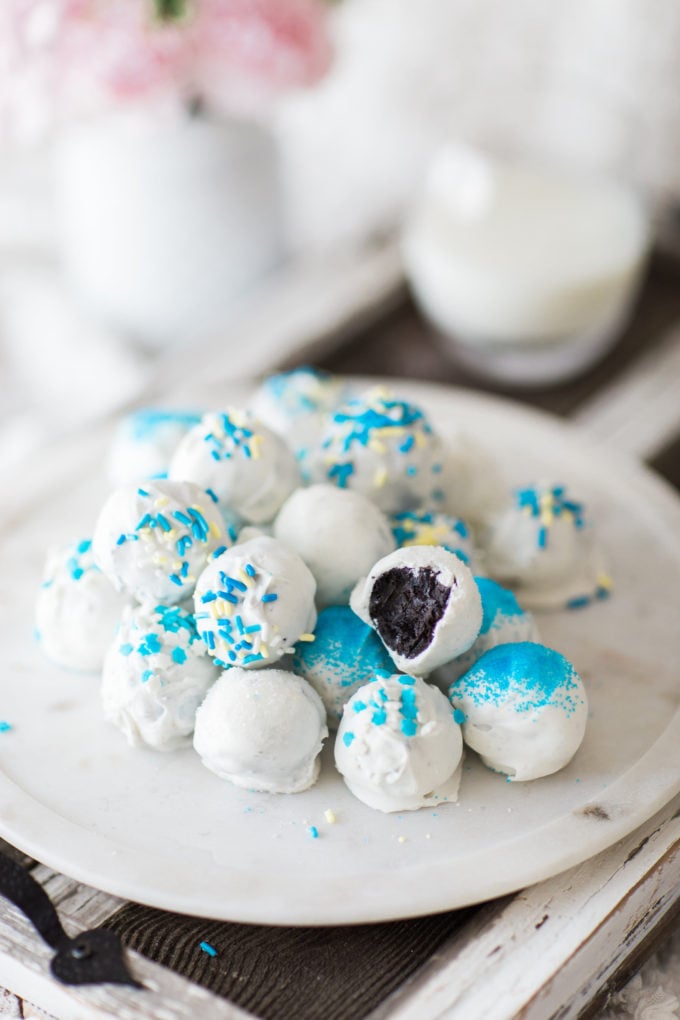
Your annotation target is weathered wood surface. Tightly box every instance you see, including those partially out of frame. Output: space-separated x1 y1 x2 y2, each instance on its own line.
1 248 679 1019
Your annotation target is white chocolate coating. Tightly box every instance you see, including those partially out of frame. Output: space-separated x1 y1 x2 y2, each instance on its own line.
307 387 444 514
169 409 301 524
101 603 219 751
335 674 463 812
482 484 611 610
449 642 588 781
107 408 202 486
92 480 227 605
273 484 396 607
291 605 395 727
432 577 540 690
193 668 328 793
193 535 317 669
350 545 482 675
36 538 127 671
249 367 345 469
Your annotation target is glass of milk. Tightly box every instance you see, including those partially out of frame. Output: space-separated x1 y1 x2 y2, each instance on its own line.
402 143 651 386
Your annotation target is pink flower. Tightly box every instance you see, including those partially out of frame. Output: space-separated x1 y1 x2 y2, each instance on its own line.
0 0 332 137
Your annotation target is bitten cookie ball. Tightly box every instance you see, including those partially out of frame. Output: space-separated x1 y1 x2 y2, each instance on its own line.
351 546 482 675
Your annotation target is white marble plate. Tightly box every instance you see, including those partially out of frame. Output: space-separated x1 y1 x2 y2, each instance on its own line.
1 380 679 925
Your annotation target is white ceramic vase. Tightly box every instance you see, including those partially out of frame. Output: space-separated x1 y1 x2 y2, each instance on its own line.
53 106 283 348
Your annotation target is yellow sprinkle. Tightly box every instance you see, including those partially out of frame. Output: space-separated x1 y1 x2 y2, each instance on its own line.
374 468 388 488
414 431 426 448
397 835 407 844
166 528 177 540
598 573 613 590
259 644 269 659
540 511 554 527
250 435 262 460
154 496 170 508
298 633 315 643
324 809 336 825
209 521 222 539
172 560 182 571
237 568 250 584
368 439 387 455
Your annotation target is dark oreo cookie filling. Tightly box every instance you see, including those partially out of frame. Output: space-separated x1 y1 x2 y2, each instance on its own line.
368 566 452 659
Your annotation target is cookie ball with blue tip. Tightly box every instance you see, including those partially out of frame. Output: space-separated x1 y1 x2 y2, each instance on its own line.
432 577 540 690
273 484 396 607
35 538 128 671
350 545 482 675
92 480 228 605
292 606 395 727
334 673 464 812
390 509 476 568
107 408 203 486
193 535 317 670
249 367 346 472
307 387 445 514
169 409 301 524
101 603 219 751
482 483 611 611
449 642 588 781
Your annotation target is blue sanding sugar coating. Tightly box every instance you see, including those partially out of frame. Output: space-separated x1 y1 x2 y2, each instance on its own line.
292 606 393 689
126 408 202 441
450 642 583 716
475 577 526 635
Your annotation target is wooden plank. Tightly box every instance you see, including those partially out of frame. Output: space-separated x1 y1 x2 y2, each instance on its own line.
0 885 254 1020
369 796 680 1020
573 323 680 461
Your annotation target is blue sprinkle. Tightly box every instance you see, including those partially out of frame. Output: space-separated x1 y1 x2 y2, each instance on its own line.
116 534 127 546
202 631 216 650
76 539 92 553
225 576 247 592
453 708 466 725
205 488 219 503
141 669 153 683
218 591 239 605
169 574 183 587
119 643 134 657
0 721 12 733
71 567 84 581
261 593 278 603
371 707 387 725
399 435 415 454
242 653 264 665
406 465 417 477
401 718 417 737
353 701 367 713
397 675 416 685
212 546 227 559
342 731 355 747
137 488 150 497
173 511 192 526
308 826 319 839
201 592 217 603
181 561 189 579
245 563 256 577
567 595 591 610
172 647 187 665
199 941 217 957
537 526 548 549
